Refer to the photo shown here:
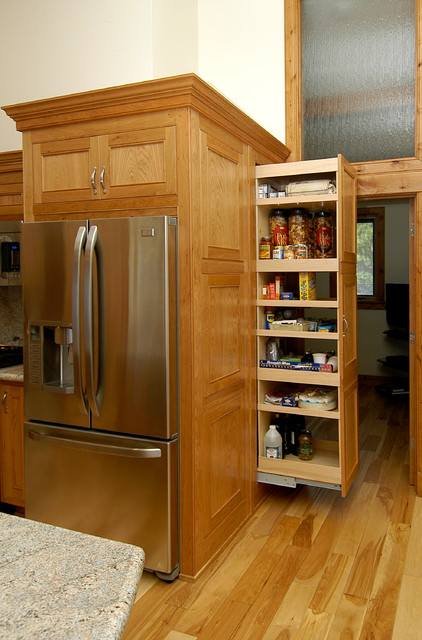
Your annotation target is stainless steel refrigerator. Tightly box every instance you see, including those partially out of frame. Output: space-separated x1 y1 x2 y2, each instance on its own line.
23 216 179 581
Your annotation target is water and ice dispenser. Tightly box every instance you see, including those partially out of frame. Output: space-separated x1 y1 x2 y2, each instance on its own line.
28 324 74 393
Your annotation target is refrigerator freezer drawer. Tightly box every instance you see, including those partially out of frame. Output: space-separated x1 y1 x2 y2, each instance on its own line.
24 422 179 579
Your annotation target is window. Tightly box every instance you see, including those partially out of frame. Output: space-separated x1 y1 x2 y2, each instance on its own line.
357 208 385 309
301 0 415 162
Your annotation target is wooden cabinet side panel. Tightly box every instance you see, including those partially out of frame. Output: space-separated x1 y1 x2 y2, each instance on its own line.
0 384 24 507
189 114 254 575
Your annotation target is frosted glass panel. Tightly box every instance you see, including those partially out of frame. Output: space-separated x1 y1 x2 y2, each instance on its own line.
302 0 415 162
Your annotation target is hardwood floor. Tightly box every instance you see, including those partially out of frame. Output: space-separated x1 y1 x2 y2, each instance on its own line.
122 383 417 640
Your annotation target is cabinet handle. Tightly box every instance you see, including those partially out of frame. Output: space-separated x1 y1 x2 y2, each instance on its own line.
100 165 106 194
1 390 7 414
343 314 349 338
90 166 97 195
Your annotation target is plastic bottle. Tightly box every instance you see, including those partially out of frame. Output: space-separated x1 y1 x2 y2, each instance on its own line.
264 424 283 459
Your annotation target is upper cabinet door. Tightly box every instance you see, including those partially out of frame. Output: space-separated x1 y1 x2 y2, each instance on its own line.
31 121 177 211
33 137 100 204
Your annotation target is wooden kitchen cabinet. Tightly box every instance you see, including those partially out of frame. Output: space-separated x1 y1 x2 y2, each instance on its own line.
255 155 358 497
31 123 177 209
0 151 23 221
3 74 289 578
0 382 24 507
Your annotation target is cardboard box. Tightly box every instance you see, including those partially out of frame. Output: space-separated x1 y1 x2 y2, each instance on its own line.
299 272 316 300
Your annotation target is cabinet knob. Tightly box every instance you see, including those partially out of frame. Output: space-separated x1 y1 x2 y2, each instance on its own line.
1 390 7 414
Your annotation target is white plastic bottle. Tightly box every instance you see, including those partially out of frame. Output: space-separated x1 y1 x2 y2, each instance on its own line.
264 424 283 459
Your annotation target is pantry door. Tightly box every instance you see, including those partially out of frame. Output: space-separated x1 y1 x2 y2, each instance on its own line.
337 156 359 496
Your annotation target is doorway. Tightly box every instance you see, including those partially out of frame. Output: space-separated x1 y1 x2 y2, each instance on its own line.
357 197 413 483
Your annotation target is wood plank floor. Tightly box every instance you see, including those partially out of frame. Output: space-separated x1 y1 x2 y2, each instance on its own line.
122 383 418 640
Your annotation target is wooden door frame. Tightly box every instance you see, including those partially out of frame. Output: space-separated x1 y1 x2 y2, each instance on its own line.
285 0 422 493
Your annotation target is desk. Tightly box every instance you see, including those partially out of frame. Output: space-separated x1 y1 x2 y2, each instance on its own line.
0 513 144 639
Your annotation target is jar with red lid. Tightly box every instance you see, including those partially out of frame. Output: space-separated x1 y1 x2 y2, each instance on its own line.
315 211 333 258
259 236 273 259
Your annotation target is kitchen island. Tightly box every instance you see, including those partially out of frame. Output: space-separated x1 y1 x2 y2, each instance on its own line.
0 512 145 639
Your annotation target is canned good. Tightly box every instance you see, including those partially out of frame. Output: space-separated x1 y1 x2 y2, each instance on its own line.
284 245 296 260
273 245 284 259
296 244 308 259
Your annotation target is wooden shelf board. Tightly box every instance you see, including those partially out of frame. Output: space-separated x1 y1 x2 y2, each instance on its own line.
257 329 339 340
256 194 337 208
256 299 339 309
255 158 339 178
257 367 340 386
256 258 338 272
258 447 341 485
258 402 340 420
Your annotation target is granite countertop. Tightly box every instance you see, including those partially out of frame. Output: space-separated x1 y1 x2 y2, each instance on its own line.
0 364 23 383
0 513 145 640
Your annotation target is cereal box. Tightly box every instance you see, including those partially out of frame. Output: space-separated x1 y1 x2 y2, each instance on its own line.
299 272 316 300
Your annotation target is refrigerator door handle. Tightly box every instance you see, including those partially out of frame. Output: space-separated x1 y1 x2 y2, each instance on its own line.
84 225 106 417
72 226 89 415
28 429 162 458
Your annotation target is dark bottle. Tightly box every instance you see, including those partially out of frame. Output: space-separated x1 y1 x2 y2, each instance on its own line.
288 415 306 456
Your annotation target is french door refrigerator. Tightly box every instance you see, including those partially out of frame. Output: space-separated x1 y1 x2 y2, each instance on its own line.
23 215 179 580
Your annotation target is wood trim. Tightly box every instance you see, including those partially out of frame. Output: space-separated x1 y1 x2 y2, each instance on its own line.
2 74 290 163
284 0 302 161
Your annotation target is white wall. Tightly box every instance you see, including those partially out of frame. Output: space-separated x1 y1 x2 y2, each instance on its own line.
197 0 285 142
0 0 286 152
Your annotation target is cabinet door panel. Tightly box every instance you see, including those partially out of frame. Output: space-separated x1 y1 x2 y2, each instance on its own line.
102 127 177 199
196 391 249 567
0 384 24 507
33 138 99 204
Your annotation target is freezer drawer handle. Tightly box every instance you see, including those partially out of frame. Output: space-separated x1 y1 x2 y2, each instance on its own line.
28 429 162 458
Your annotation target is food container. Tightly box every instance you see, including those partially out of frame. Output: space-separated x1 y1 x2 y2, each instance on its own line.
289 208 311 255
312 352 327 364
273 246 284 259
284 245 296 260
299 272 316 300
259 236 273 259
269 210 289 247
315 211 333 257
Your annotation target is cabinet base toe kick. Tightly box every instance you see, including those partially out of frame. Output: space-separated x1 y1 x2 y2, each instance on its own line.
257 471 341 492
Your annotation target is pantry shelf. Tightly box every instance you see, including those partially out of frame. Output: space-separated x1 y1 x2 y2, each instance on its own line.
256 329 339 340
255 155 358 498
256 258 338 272
257 367 340 386
258 402 340 420
256 299 339 308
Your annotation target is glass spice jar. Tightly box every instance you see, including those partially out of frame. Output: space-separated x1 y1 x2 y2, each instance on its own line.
259 236 273 259
298 428 313 460
315 211 333 258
